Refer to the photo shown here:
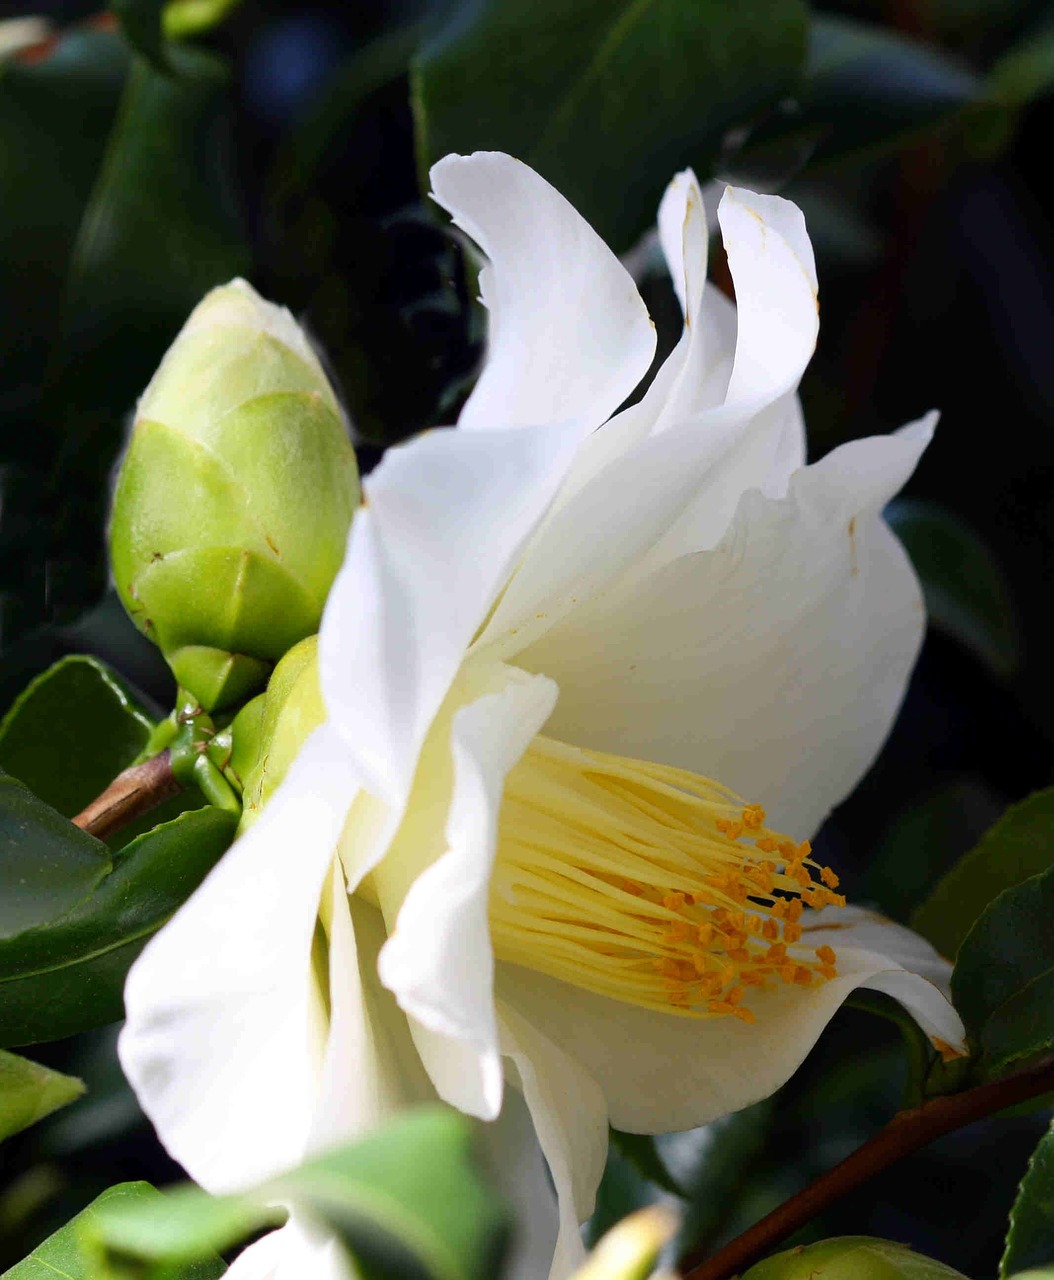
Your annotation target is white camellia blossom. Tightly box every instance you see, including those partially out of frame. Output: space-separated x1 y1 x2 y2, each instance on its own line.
119 152 966 1280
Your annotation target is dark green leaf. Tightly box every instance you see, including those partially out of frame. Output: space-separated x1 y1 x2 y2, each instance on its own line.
0 29 128 439
0 1050 85 1143
1003 1117 1054 1278
735 17 985 176
888 499 1020 680
91 1106 508 1280
112 0 166 67
914 789 1054 961
859 778 1004 928
412 0 807 251
0 805 236 1046
989 20 1054 107
0 655 155 819
0 773 111 939
609 1131 684 1198
952 864 1054 1078
0 1182 225 1279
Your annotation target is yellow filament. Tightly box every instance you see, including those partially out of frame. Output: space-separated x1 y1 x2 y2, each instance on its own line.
489 736 846 1022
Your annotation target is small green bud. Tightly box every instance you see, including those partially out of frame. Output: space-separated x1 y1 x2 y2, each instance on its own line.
109 279 360 711
572 1207 678 1280
234 634 325 830
743 1239 969 1280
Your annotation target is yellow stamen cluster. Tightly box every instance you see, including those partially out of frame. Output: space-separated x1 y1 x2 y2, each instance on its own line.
489 736 846 1022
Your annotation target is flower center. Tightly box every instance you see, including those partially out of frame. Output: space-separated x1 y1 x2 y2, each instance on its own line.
489 736 846 1022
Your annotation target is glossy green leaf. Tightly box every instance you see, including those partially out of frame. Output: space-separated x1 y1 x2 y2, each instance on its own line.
742 1237 969 1280
0 1050 85 1144
0 29 127 440
0 1182 225 1279
0 772 111 939
112 0 166 67
951 864 1054 1078
163 0 245 40
990 20 1054 107
0 655 155 819
91 1107 508 1280
412 0 807 251
913 789 1054 961
1003 1117 1054 1278
860 779 1003 927
734 17 985 177
0 805 236 1046
609 1131 684 1199
888 498 1020 681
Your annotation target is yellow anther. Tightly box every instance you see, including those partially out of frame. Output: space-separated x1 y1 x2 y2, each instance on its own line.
726 985 745 1006
783 922 803 944
732 1006 756 1023
742 804 766 830
663 891 687 911
766 943 788 964
816 944 837 965
779 962 798 983
819 964 838 980
762 919 780 941
664 921 690 944
820 866 840 889
756 837 778 854
786 898 804 923
793 965 814 986
696 923 713 947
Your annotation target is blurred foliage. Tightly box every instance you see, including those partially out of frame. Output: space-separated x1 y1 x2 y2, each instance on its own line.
4 0 1054 1276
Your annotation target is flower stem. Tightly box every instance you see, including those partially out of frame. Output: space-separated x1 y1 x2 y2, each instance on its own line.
680 1055 1054 1280
71 750 183 839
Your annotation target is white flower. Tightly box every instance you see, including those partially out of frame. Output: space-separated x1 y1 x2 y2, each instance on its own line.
119 153 965 1280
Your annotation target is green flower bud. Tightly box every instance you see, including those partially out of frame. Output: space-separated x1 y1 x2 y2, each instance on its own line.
233 634 325 831
572 1207 678 1280
743 1239 969 1280
109 280 359 711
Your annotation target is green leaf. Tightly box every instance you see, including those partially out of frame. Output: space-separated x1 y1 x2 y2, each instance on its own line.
0 773 111 939
112 0 167 68
888 498 1020 681
735 17 985 177
0 805 236 1046
0 29 128 439
742 1237 969 1280
91 1107 508 1280
0 1050 85 1143
951 864 1054 1078
1003 1117 1054 1278
0 655 155 819
989 20 1054 107
0 1182 225 1279
163 0 245 40
913 789 1054 962
859 779 1003 926
412 0 807 251
609 1131 684 1198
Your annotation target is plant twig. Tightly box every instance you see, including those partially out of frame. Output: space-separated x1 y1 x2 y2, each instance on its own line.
681 1055 1054 1280
72 750 182 840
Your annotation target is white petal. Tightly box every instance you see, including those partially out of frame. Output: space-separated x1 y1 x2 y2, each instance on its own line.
478 1087 560 1280
521 417 935 838
658 169 708 324
495 904 962 1135
720 186 818 412
119 726 356 1194
307 884 434 1155
225 1219 357 1280
469 181 819 662
430 152 655 433
498 997 610 1280
375 663 558 1119
320 421 585 805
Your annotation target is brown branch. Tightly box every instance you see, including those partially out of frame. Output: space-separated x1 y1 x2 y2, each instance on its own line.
682 1055 1054 1280
72 750 183 840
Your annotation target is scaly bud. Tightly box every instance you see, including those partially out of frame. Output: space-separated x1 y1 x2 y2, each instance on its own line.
743 1238 969 1280
109 279 359 711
